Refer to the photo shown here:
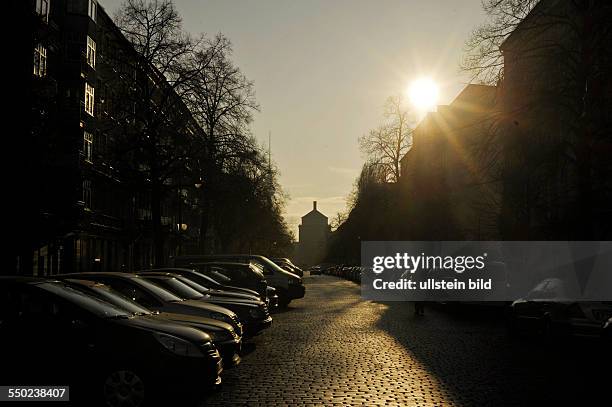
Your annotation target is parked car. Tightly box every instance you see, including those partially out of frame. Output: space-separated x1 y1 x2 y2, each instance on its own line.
153 270 279 310
507 278 612 338
272 258 304 277
192 262 268 298
142 267 267 303
172 254 305 307
309 265 322 275
138 273 272 336
58 272 243 337
0 277 222 406
146 267 262 298
140 271 261 302
64 278 243 366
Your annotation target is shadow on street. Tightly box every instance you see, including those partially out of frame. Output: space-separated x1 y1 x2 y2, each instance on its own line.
375 301 610 406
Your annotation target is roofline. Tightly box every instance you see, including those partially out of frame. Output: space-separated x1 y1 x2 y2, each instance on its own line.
500 0 557 52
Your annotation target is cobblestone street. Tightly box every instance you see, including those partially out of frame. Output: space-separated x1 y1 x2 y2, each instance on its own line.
202 275 608 407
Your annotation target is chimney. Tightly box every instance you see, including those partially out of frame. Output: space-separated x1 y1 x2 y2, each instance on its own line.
313 201 317 211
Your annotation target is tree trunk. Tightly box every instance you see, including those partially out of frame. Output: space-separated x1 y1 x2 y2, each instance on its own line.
150 163 165 267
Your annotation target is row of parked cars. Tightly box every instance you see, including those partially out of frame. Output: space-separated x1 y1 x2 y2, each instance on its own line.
315 264 612 341
0 254 305 406
313 264 364 282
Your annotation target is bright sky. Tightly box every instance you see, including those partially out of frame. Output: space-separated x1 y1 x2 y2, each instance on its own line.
100 0 488 237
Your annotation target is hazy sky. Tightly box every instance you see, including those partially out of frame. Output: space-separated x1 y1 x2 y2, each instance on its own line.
100 0 488 236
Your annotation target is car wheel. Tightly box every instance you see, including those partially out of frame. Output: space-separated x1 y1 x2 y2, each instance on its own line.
103 369 146 407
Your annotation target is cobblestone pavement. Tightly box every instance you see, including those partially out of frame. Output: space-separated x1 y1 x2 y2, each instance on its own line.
201 275 608 406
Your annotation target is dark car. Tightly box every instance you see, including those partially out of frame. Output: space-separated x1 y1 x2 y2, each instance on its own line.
193 262 268 298
172 254 304 307
65 279 243 366
142 270 279 311
58 272 244 337
138 273 272 336
309 265 322 275
0 277 222 407
508 278 612 338
144 267 262 299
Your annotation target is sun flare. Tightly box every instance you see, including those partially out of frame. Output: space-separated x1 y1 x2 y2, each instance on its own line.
408 78 439 111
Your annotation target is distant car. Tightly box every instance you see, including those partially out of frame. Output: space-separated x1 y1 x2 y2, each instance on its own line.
58 272 243 337
309 265 322 275
138 273 272 336
0 277 222 406
508 278 612 338
64 278 243 366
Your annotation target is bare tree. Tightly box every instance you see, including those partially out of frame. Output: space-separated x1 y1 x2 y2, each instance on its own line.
183 34 260 251
330 211 348 232
109 0 203 266
358 95 414 183
461 0 539 84
462 0 612 239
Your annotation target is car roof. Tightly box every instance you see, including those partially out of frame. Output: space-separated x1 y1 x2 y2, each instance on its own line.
192 261 250 267
137 271 177 276
139 274 174 280
56 272 142 281
64 278 107 288
174 254 265 260
139 268 197 273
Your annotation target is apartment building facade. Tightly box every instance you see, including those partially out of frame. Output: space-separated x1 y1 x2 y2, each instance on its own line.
26 0 203 276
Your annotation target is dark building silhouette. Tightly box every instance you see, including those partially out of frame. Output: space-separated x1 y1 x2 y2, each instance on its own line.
400 84 499 239
496 0 612 239
399 0 612 241
297 201 330 267
22 0 203 276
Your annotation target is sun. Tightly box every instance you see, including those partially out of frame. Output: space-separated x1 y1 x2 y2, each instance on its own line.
408 78 439 111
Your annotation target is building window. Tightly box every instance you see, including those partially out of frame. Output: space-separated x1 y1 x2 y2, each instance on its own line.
84 82 94 116
35 0 50 22
83 131 93 162
88 0 97 22
83 180 92 209
33 44 47 77
86 36 96 68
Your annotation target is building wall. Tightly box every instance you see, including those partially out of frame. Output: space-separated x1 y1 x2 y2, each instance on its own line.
400 85 499 240
498 0 612 239
297 202 330 266
24 0 203 276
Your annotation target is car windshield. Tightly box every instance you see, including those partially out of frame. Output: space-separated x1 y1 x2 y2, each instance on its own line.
146 277 203 300
39 282 131 319
252 256 288 275
181 269 222 286
129 277 184 302
208 268 232 283
85 285 152 315
174 275 210 293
